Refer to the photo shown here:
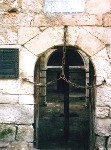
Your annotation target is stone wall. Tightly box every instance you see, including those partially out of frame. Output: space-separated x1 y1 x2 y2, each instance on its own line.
0 0 111 149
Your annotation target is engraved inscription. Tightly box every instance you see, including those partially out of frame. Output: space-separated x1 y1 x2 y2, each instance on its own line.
44 0 85 13
0 49 19 78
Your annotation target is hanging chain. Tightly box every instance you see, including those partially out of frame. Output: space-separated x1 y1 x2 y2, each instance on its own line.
46 78 61 85
62 77 106 89
61 26 67 78
22 77 106 89
46 77 106 89
22 26 106 89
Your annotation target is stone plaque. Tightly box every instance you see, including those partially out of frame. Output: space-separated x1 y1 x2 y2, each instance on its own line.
44 0 85 13
0 49 19 78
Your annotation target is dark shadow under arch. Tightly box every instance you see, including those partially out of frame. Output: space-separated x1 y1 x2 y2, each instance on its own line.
47 46 84 66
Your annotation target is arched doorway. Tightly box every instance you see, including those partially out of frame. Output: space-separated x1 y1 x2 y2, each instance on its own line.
34 46 95 150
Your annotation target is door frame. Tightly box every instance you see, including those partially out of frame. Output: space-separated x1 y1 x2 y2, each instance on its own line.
34 46 96 150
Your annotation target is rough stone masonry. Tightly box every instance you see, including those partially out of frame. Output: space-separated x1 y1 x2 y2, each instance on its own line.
0 0 111 149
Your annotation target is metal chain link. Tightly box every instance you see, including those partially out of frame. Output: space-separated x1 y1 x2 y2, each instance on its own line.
22 77 106 89
22 26 106 90
46 78 61 85
61 26 67 77
46 77 106 89
61 76 106 89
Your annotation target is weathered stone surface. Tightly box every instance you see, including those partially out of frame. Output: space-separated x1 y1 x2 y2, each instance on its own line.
0 94 19 104
24 26 106 57
76 28 104 56
0 142 9 148
86 0 111 15
0 124 15 142
19 78 34 94
0 27 17 44
19 95 34 105
33 14 49 26
40 86 46 95
3 13 18 27
22 0 43 13
40 70 46 78
18 27 40 45
33 14 102 26
45 26 63 46
96 146 105 150
61 14 102 26
3 12 34 27
107 137 111 150
109 108 111 118
0 14 4 27
9 141 37 150
25 27 64 55
67 27 79 46
0 80 20 95
83 27 111 45
0 105 34 124
96 86 111 107
19 47 37 77
95 118 111 136
95 136 106 150
96 107 109 118
7 28 17 44
16 125 33 142
92 48 111 84
40 78 46 84
0 0 22 12
0 27 7 44
9 141 29 150
103 14 111 27
17 13 34 27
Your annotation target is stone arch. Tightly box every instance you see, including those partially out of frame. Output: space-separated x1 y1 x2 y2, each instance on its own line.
21 26 111 149
24 27 104 58
34 44 96 150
